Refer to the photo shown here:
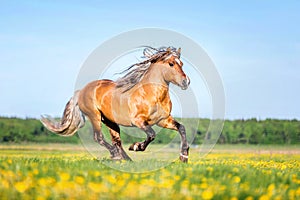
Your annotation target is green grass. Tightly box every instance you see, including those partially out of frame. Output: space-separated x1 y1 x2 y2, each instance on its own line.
0 144 299 200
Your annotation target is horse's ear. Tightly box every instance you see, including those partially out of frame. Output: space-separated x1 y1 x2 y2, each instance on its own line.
177 47 181 58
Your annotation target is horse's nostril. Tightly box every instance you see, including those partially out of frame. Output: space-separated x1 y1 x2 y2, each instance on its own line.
181 77 190 90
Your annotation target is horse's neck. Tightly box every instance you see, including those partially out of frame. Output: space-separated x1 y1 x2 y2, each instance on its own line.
140 64 168 88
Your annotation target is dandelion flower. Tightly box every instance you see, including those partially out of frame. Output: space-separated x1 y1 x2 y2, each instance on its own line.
202 189 214 200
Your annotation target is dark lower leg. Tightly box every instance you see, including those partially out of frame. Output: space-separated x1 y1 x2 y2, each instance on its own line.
129 126 156 151
93 130 120 158
101 115 132 161
157 117 189 163
110 130 131 160
176 123 189 162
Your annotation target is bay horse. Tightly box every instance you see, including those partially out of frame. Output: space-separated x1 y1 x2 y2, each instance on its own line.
41 46 190 162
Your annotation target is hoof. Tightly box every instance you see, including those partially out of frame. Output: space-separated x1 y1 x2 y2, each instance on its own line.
128 142 139 151
179 153 188 163
111 155 123 161
111 155 133 161
128 142 144 151
121 152 132 161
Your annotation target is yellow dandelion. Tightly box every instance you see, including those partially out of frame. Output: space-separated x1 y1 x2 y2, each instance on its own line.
88 182 102 193
59 172 70 181
245 196 254 200
288 189 295 199
267 183 275 196
36 196 47 200
38 177 56 186
93 171 101 177
54 181 71 192
296 187 300 196
274 195 283 200
5 170 15 179
38 178 47 186
174 175 181 181
122 173 131 179
121 182 139 198
233 176 241 183
281 164 287 170
143 179 157 187
116 179 126 187
33 169 39 175
267 183 275 191
200 182 208 189
74 176 85 185
259 194 270 200
1 180 10 189
202 189 214 200
14 181 29 193
160 179 174 188
107 175 117 184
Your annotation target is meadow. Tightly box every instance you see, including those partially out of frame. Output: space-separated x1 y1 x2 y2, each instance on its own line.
0 144 299 200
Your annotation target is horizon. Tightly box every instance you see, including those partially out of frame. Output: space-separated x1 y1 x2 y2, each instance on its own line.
1 115 299 122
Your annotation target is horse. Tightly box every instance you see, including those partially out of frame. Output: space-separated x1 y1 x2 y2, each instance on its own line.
41 46 190 162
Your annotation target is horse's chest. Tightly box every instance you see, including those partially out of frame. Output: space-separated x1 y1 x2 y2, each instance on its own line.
148 100 171 122
129 87 172 125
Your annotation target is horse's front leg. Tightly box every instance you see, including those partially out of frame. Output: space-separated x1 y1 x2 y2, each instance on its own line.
158 116 189 162
176 122 189 162
129 121 156 152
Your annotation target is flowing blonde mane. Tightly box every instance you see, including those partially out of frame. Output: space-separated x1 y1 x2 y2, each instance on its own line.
116 46 181 92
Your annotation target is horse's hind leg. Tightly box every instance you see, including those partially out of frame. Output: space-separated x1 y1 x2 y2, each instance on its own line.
102 116 131 160
88 113 120 159
108 128 131 160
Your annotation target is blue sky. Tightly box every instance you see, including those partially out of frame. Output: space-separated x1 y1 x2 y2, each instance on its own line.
0 1 299 119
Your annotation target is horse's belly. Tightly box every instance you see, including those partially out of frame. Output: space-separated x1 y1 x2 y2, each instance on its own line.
109 107 132 127
105 94 132 126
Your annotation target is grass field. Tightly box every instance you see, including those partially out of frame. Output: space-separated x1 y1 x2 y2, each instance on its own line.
0 144 299 200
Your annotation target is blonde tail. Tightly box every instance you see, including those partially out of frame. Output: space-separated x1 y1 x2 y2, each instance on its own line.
41 90 85 136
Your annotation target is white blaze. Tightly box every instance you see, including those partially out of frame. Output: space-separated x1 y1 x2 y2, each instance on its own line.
175 58 181 66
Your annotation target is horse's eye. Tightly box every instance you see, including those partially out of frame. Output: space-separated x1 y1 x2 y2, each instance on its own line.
169 62 174 67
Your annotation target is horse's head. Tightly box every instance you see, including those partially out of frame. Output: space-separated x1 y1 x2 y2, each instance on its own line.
156 47 190 90
116 46 190 92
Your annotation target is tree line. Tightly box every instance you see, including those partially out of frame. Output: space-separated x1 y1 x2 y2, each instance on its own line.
0 117 299 144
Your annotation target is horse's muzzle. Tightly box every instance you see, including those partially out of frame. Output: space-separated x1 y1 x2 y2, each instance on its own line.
181 76 190 90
